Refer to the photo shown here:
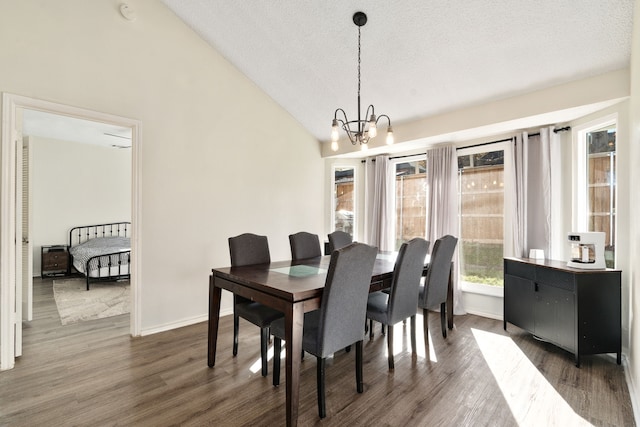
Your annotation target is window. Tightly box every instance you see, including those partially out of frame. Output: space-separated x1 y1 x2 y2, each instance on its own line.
391 157 427 250
332 166 355 236
586 126 616 268
457 148 506 288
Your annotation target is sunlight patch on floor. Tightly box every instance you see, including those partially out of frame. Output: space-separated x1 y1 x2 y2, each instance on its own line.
471 328 592 427
249 345 276 374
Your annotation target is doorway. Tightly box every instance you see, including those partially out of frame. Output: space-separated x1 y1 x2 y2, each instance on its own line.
1 93 142 370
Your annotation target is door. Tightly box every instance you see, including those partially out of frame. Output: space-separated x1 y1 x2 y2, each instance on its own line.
14 125 24 357
504 274 534 332
0 103 26 368
21 138 33 321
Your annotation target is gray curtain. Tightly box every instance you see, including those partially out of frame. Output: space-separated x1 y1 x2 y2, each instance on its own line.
425 145 464 314
364 155 392 251
509 127 555 258
511 133 528 257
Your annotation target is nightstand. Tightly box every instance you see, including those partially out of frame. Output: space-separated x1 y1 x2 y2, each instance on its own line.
41 245 69 277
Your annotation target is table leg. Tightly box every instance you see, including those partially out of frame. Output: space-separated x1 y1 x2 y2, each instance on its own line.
447 264 454 330
285 302 304 427
208 274 222 367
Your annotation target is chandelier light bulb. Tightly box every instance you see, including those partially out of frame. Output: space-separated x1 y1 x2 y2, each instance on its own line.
361 143 368 151
331 140 339 151
331 120 340 142
367 115 377 138
386 126 394 145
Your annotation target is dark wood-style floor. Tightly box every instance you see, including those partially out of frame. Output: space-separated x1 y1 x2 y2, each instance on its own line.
0 279 634 426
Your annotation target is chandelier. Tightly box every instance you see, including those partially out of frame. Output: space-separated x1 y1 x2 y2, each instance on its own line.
331 11 394 151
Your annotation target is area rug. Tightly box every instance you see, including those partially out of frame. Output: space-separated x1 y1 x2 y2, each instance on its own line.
53 278 130 325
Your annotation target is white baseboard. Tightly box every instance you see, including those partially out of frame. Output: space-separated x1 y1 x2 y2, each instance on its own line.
463 308 503 321
140 307 233 336
623 356 640 425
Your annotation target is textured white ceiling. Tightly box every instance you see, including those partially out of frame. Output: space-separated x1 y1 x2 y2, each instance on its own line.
160 0 633 142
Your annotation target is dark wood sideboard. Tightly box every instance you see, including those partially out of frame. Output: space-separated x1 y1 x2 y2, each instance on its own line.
503 257 621 367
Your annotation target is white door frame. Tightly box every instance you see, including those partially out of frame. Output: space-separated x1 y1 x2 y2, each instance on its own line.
1 93 142 370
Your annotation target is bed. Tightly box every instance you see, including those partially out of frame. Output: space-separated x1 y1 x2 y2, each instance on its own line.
68 222 131 290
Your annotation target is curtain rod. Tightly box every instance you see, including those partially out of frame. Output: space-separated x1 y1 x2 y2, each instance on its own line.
456 126 571 151
361 126 573 159
361 153 425 163
455 137 513 151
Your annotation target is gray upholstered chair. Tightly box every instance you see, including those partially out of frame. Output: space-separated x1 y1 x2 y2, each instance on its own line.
271 242 378 419
327 230 353 253
289 231 322 260
366 238 429 370
418 235 458 354
228 233 284 377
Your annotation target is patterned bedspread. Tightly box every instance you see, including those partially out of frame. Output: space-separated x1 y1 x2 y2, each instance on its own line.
69 236 131 273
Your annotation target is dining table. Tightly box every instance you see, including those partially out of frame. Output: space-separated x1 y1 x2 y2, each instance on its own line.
207 252 454 427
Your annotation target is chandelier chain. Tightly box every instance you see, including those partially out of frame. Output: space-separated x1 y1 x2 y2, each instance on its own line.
357 25 361 101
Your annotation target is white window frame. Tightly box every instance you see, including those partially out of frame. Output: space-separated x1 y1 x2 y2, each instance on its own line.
572 113 617 231
457 141 513 297
571 114 617 267
389 154 428 249
331 164 357 240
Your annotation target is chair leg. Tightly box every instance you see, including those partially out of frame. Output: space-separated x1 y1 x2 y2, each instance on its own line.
387 324 394 370
440 302 447 338
317 357 326 419
260 327 269 377
423 308 430 357
356 340 363 393
369 319 374 340
410 315 417 355
381 324 386 336
273 338 281 386
233 314 240 356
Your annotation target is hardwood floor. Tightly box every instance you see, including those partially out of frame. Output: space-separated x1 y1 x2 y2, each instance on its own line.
0 279 634 426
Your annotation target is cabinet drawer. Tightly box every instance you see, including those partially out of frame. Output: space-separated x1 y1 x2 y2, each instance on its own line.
43 252 67 262
43 260 68 269
536 267 574 291
505 260 535 279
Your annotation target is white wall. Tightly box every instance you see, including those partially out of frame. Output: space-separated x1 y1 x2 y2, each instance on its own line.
626 0 640 417
0 1 323 333
29 136 131 275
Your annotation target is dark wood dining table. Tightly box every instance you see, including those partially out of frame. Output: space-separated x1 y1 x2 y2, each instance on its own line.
208 253 453 427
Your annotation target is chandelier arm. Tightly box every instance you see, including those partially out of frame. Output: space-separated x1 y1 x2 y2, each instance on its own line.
365 105 375 120
341 123 358 145
333 108 349 125
375 114 392 127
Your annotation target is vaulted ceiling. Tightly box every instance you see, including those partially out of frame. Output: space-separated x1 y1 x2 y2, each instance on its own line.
160 0 634 144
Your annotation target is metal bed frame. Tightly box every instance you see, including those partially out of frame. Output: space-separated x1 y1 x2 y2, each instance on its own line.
68 222 131 290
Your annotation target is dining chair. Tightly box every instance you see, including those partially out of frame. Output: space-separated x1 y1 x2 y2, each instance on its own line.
366 238 429 370
271 242 378 419
327 230 353 253
228 233 284 377
289 231 322 260
418 235 458 355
